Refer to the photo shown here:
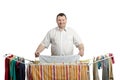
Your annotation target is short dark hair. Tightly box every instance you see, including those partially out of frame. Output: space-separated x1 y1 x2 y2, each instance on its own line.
56 13 67 19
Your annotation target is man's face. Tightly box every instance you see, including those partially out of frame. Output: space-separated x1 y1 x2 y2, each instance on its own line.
56 16 67 29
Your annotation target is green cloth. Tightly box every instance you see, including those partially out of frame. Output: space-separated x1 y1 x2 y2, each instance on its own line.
10 58 17 80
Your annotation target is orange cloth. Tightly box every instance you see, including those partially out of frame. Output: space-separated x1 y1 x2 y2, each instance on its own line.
27 62 90 80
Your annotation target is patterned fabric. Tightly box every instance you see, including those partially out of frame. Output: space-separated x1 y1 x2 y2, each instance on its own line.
27 63 89 80
80 64 90 80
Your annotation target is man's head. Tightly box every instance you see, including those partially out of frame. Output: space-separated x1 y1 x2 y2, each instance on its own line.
56 13 67 30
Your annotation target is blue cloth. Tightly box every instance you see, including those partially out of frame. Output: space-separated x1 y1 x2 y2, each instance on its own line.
96 57 101 69
16 60 25 80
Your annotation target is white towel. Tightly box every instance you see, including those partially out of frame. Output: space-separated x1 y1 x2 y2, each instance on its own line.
39 55 80 63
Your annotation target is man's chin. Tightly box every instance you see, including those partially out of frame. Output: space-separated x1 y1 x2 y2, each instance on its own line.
60 26 65 28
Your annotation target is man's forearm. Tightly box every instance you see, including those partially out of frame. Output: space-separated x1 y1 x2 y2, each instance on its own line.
36 44 45 52
35 44 45 57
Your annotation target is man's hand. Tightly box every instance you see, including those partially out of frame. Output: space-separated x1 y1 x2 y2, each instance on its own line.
78 43 84 57
35 52 40 57
78 49 84 57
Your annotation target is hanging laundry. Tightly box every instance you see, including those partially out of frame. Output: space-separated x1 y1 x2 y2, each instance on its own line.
27 62 90 80
102 56 109 80
15 59 25 80
5 54 14 80
93 57 100 80
4 54 25 80
4 53 115 80
94 53 114 80
108 57 114 80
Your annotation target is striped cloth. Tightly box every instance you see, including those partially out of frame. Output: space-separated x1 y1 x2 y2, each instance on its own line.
27 62 90 80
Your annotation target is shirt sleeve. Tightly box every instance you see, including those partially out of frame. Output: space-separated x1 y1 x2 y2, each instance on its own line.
41 31 51 48
73 30 82 47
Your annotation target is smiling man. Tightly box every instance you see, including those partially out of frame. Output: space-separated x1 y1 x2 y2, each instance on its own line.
35 13 84 57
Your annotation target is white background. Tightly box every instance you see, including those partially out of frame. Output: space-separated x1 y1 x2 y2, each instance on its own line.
0 0 120 80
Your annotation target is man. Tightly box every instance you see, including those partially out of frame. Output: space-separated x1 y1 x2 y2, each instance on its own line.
35 13 84 57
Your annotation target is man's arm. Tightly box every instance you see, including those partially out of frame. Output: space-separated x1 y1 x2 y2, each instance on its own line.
78 43 84 57
35 44 45 57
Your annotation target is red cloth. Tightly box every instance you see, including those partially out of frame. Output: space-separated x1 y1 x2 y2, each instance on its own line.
109 53 115 64
5 55 13 80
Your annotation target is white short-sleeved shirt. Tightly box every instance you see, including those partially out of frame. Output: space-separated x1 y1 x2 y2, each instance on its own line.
41 27 82 56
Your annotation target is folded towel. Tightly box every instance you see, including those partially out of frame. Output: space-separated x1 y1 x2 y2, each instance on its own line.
39 55 80 63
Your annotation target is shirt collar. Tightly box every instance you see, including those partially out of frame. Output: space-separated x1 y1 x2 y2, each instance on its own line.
57 27 67 32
